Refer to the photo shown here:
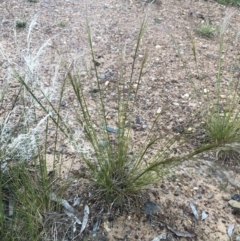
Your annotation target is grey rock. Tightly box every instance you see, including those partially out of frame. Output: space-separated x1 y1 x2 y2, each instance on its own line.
152 233 167 241
229 200 240 210
99 74 106 80
201 211 208 220
99 140 108 147
102 126 119 134
207 193 214 199
135 116 141 124
162 189 169 194
194 194 201 200
143 201 160 215
106 70 114 77
232 194 240 202
103 4 108 9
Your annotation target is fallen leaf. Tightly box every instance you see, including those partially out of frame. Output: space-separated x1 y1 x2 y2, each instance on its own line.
61 199 75 213
103 221 111 232
167 225 196 238
202 211 208 220
80 205 90 234
73 222 77 233
189 200 199 220
63 208 81 225
73 196 81 206
50 193 81 227
49 193 75 213
92 220 100 232
152 233 167 241
228 223 235 237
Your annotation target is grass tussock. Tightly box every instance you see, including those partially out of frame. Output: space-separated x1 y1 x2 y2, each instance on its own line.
0 19 67 239
202 13 240 154
60 20 185 206
215 0 240 6
192 12 240 160
10 18 201 208
16 20 27 28
203 83 240 160
205 105 240 145
0 103 66 240
196 18 217 38
1 162 60 240
169 12 240 162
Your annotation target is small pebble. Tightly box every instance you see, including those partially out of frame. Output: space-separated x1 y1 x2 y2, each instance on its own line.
222 196 231 201
90 89 99 93
142 124 147 129
189 102 197 107
207 193 214 199
135 116 141 124
182 186 189 191
183 93 189 99
202 211 208 220
157 107 162 114
143 201 160 215
105 70 114 77
201 45 208 49
99 74 106 79
99 140 108 147
194 194 201 199
162 189 169 194
232 194 240 202
229 200 240 209
103 126 119 134
174 187 180 196
172 126 184 134
178 209 184 217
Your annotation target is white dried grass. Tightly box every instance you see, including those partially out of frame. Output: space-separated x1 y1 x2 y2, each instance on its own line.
1 109 51 160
